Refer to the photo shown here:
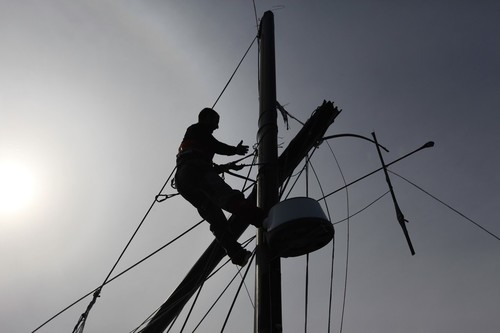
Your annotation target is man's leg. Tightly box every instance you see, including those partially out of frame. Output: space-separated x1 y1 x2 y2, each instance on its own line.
226 197 266 228
202 171 266 227
176 167 250 266
197 202 251 266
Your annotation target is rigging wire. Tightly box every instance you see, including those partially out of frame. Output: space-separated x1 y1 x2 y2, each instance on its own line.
389 171 500 242
318 141 434 202
301 139 389 333
170 190 258 333
191 239 255 332
33 218 204 333
280 148 319 200
275 109 311 198
237 265 256 310
33 166 179 333
165 313 180 333
212 35 258 109
130 187 259 332
103 164 176 282
229 148 258 309
280 142 337 332
191 264 245 333
324 141 350 333
238 150 258 307
144 237 255 333
304 157 310 333
251 0 259 31
206 237 256 280
170 226 255 333
129 236 255 332
70 165 178 333
135 236 243 333
307 156 336 332
263 111 339 331
130 304 163 333
332 191 391 226
198 237 256 329
220 251 257 332
179 246 220 333
304 253 310 332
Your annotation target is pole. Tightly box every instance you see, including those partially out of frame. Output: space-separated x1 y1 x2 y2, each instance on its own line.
255 11 282 333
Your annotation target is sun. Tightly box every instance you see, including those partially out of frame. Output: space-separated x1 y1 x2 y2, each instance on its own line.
0 161 37 216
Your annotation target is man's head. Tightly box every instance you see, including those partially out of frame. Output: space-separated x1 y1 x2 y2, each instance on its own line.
198 108 220 133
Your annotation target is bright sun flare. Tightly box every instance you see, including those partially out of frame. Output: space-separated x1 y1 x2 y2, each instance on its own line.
0 161 37 216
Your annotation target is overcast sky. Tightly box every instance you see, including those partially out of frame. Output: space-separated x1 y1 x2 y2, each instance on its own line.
1 1 499 332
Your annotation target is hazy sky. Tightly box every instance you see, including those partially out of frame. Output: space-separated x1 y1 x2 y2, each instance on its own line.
1 1 499 332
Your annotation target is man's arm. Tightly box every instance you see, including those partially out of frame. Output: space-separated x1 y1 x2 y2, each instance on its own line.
212 138 248 156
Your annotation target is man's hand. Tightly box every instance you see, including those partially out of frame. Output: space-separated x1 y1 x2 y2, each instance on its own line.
226 162 244 171
215 162 244 173
235 140 249 155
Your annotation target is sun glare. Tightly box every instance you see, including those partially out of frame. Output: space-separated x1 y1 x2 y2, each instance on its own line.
0 161 37 216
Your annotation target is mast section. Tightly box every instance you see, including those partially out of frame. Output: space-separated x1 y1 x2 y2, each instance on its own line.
255 10 282 333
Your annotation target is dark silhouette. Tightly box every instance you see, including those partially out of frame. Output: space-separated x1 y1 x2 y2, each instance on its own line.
175 108 264 266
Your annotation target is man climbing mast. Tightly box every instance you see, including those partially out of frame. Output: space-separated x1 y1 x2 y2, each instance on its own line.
175 107 265 266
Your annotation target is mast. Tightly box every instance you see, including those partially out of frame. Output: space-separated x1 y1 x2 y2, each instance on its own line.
255 11 282 333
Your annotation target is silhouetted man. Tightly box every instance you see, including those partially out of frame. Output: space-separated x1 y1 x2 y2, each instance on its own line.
175 108 264 266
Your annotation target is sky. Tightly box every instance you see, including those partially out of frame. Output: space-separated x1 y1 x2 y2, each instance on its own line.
1 1 499 332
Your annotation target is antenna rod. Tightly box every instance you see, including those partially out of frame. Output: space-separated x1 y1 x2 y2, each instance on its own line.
255 10 282 333
372 132 415 255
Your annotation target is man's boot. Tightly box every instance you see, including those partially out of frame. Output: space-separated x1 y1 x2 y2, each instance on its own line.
218 233 251 266
228 246 252 266
202 205 252 266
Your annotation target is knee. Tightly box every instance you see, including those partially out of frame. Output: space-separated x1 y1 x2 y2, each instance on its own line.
225 191 245 212
228 198 266 227
198 204 227 227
